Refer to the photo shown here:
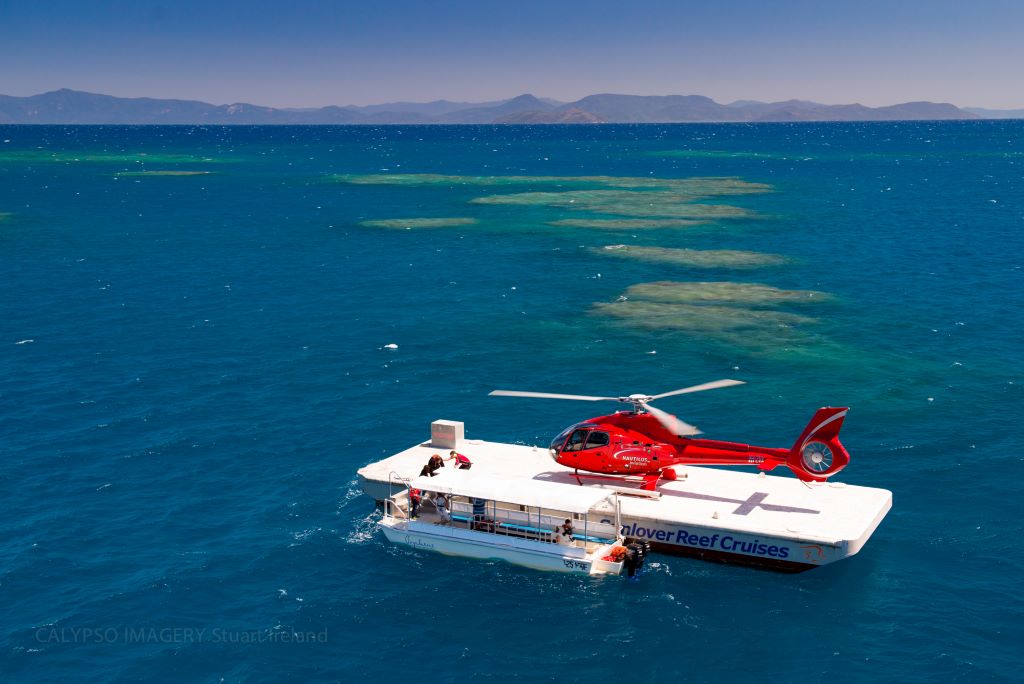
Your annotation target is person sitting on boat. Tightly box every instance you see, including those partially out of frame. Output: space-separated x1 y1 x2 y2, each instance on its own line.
446 450 472 470
553 527 573 545
434 492 452 524
560 519 574 538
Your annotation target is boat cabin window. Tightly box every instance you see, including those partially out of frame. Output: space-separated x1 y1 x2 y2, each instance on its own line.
584 431 609 449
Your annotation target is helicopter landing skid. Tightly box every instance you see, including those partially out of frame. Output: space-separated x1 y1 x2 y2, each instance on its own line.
572 469 666 497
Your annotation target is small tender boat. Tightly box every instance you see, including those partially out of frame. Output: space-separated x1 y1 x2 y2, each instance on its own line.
380 470 629 576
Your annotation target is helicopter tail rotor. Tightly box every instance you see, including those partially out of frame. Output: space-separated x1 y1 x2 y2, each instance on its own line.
786 407 851 481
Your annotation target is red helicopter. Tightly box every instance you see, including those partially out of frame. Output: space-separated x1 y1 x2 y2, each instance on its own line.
490 380 850 490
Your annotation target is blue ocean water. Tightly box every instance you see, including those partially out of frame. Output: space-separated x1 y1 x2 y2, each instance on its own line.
1 122 1022 682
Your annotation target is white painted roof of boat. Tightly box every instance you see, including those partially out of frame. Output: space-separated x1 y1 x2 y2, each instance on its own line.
409 470 614 514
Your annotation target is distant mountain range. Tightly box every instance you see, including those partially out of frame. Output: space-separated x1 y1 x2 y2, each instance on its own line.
0 89 1018 124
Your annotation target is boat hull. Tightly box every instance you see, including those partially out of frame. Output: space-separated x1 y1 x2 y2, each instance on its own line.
380 521 620 575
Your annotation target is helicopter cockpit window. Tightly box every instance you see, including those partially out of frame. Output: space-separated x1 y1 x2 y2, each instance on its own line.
584 431 609 449
564 429 589 451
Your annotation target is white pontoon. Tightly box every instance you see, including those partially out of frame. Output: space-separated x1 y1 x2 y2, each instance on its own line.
360 421 893 572
380 470 627 576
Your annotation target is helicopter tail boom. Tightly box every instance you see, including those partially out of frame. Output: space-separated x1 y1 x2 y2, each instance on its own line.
785 407 851 481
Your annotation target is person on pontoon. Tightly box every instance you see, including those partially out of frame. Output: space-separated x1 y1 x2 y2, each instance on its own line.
446 450 472 470
420 454 445 478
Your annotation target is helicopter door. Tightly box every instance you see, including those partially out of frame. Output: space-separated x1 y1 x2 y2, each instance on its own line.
563 429 589 451
584 431 610 450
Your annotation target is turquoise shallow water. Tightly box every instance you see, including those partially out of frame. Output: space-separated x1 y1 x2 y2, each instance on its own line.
2 123 1022 682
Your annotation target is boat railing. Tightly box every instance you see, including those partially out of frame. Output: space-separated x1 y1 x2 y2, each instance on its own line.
383 488 412 520
441 500 618 547
387 471 411 498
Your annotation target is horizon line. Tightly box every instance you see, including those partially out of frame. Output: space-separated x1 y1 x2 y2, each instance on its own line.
3 87 1023 112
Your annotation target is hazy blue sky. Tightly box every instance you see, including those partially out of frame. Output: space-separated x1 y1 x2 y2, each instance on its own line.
1 0 1022 107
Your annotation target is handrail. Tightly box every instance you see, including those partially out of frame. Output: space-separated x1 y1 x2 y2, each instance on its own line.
387 471 411 498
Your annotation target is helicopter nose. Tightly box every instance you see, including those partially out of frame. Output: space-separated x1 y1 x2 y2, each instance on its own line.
549 447 561 463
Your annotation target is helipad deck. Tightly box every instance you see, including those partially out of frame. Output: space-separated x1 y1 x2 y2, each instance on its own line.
357 431 891 572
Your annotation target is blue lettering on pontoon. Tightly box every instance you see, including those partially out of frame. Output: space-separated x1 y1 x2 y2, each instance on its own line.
620 522 791 559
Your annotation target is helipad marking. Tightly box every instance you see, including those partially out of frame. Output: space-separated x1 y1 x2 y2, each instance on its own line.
732 492 770 515
660 489 820 517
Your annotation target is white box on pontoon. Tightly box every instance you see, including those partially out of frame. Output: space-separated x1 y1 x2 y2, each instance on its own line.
430 420 465 450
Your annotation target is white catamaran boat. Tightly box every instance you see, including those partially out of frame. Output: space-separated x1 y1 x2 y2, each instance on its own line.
380 470 632 576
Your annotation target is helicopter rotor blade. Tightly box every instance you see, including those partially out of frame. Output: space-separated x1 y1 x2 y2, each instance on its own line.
650 379 745 401
488 390 618 402
644 402 702 436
